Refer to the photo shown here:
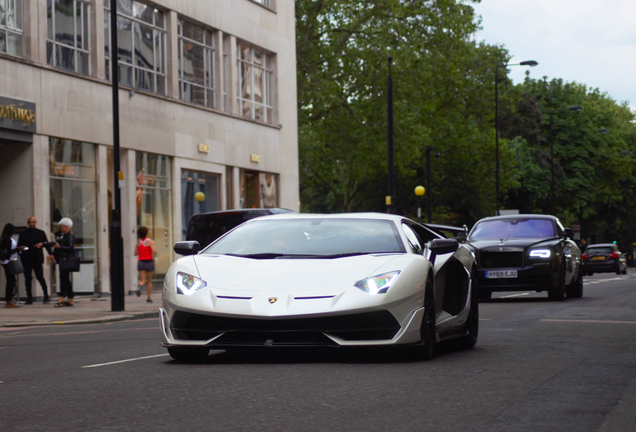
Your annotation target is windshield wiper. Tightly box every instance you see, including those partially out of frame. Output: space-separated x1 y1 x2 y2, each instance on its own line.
319 252 376 258
226 253 286 259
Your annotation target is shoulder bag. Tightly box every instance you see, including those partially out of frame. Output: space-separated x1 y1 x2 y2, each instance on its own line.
59 256 81 272
7 259 24 275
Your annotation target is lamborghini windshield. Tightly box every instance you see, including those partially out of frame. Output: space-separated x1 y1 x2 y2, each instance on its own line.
202 218 406 258
468 218 557 240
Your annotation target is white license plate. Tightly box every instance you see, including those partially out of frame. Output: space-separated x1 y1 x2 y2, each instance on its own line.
486 270 518 279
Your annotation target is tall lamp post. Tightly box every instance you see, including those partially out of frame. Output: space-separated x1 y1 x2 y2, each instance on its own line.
426 147 439 223
414 186 425 222
386 56 395 214
495 60 538 215
548 105 583 212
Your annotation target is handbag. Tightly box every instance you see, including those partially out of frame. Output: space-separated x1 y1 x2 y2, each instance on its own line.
6 259 24 275
58 256 81 272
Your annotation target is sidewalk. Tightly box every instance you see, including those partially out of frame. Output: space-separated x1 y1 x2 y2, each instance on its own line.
0 292 161 327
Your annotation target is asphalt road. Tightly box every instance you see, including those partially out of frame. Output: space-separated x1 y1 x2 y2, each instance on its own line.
1 273 635 431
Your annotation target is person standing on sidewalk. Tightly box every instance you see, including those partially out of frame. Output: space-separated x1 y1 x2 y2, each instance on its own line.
1 223 25 308
18 217 54 304
53 218 75 307
134 226 157 303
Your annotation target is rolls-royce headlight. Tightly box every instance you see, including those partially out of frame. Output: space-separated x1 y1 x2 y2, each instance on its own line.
354 271 400 295
176 272 207 295
529 249 551 259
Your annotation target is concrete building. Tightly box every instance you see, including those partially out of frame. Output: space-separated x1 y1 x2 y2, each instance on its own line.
0 0 299 298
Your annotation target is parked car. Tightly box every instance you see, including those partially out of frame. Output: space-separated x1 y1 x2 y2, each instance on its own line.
582 243 627 275
185 208 294 249
161 213 478 361
464 214 583 301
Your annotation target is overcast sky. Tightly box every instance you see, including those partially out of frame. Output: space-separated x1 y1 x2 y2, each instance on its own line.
472 0 636 112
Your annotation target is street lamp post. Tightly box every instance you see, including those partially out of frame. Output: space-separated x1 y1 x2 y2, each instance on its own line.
425 147 439 223
386 57 395 214
548 105 583 212
495 60 538 215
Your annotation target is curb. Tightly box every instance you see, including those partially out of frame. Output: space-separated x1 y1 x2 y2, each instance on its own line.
0 311 160 327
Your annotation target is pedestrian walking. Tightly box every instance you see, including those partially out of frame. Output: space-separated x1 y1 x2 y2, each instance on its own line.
53 218 76 307
18 217 54 304
134 226 157 303
1 223 25 308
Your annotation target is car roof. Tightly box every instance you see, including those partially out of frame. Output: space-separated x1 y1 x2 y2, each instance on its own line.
587 243 617 248
241 212 409 222
475 214 558 223
190 208 293 217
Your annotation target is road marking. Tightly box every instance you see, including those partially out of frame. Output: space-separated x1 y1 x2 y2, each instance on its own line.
541 319 636 325
500 293 530 298
0 327 157 339
82 353 170 368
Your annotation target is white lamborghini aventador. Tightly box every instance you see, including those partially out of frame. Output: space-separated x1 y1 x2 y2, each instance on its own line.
160 213 478 361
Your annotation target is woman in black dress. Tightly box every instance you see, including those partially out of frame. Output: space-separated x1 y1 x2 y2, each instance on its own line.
53 218 76 307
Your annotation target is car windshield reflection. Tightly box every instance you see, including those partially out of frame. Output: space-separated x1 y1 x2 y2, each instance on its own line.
469 218 556 240
202 218 407 257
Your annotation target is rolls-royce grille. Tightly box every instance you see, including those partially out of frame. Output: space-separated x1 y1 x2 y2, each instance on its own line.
170 310 401 345
479 251 523 269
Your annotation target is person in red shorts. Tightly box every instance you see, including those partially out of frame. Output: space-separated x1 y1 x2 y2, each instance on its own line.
134 226 157 303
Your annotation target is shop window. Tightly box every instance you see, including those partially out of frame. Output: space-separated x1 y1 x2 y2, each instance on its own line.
0 0 22 57
136 151 172 277
240 170 277 209
49 138 98 293
237 42 274 124
178 19 216 109
46 0 90 75
104 0 166 95
181 170 220 239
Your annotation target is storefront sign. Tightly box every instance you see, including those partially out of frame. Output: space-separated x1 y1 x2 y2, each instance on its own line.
0 96 36 133
250 154 261 163
198 143 210 153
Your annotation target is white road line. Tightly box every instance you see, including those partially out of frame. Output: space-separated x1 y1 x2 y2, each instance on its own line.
541 319 636 325
82 353 169 368
500 293 530 298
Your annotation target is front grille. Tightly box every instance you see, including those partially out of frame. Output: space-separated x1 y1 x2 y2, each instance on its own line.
170 310 401 344
479 251 523 269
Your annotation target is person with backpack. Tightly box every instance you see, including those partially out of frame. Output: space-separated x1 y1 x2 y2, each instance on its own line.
1 223 25 308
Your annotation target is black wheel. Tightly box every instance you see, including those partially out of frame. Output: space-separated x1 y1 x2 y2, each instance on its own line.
477 289 492 301
548 266 566 301
418 272 436 360
587 272 593 276
168 347 210 362
622 268 627 275
457 271 479 349
565 270 583 298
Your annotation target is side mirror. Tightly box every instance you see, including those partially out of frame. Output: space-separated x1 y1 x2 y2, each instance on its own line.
174 241 201 256
563 228 574 239
430 238 459 264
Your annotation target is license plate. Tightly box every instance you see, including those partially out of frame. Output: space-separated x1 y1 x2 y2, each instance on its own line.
591 256 606 261
486 270 517 279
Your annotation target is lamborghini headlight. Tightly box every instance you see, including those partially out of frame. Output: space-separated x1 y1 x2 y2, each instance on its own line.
176 272 207 295
354 271 400 295
529 249 551 259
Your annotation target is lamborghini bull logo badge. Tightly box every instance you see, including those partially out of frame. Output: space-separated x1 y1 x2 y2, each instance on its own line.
268 297 278 304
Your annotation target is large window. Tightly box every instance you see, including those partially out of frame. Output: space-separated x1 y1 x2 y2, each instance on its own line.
104 0 166 95
136 152 172 277
46 0 90 75
0 0 22 56
49 138 98 292
238 43 274 124
181 170 220 239
240 170 278 208
178 19 216 108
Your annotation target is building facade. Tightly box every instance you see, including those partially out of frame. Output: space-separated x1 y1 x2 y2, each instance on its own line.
0 0 299 296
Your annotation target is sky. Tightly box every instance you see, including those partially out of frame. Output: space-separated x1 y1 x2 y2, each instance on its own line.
471 0 636 112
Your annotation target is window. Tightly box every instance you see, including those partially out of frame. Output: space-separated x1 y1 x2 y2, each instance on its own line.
180 170 220 239
0 0 22 57
178 19 215 108
104 0 166 95
237 43 274 124
46 0 90 74
136 151 172 278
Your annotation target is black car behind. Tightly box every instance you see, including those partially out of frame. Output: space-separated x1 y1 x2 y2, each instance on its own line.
582 243 627 275
465 214 583 301
185 208 294 249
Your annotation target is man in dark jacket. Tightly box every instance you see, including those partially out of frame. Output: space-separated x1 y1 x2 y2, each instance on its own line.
18 217 53 304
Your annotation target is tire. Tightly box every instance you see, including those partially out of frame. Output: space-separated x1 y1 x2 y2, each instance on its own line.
548 266 566 301
587 272 593 276
168 347 210 362
622 268 627 275
565 271 583 298
457 271 479 349
417 273 436 360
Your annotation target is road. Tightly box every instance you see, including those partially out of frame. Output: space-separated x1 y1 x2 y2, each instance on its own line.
1 273 635 431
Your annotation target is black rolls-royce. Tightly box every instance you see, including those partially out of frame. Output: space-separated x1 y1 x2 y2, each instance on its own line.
464 214 583 301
